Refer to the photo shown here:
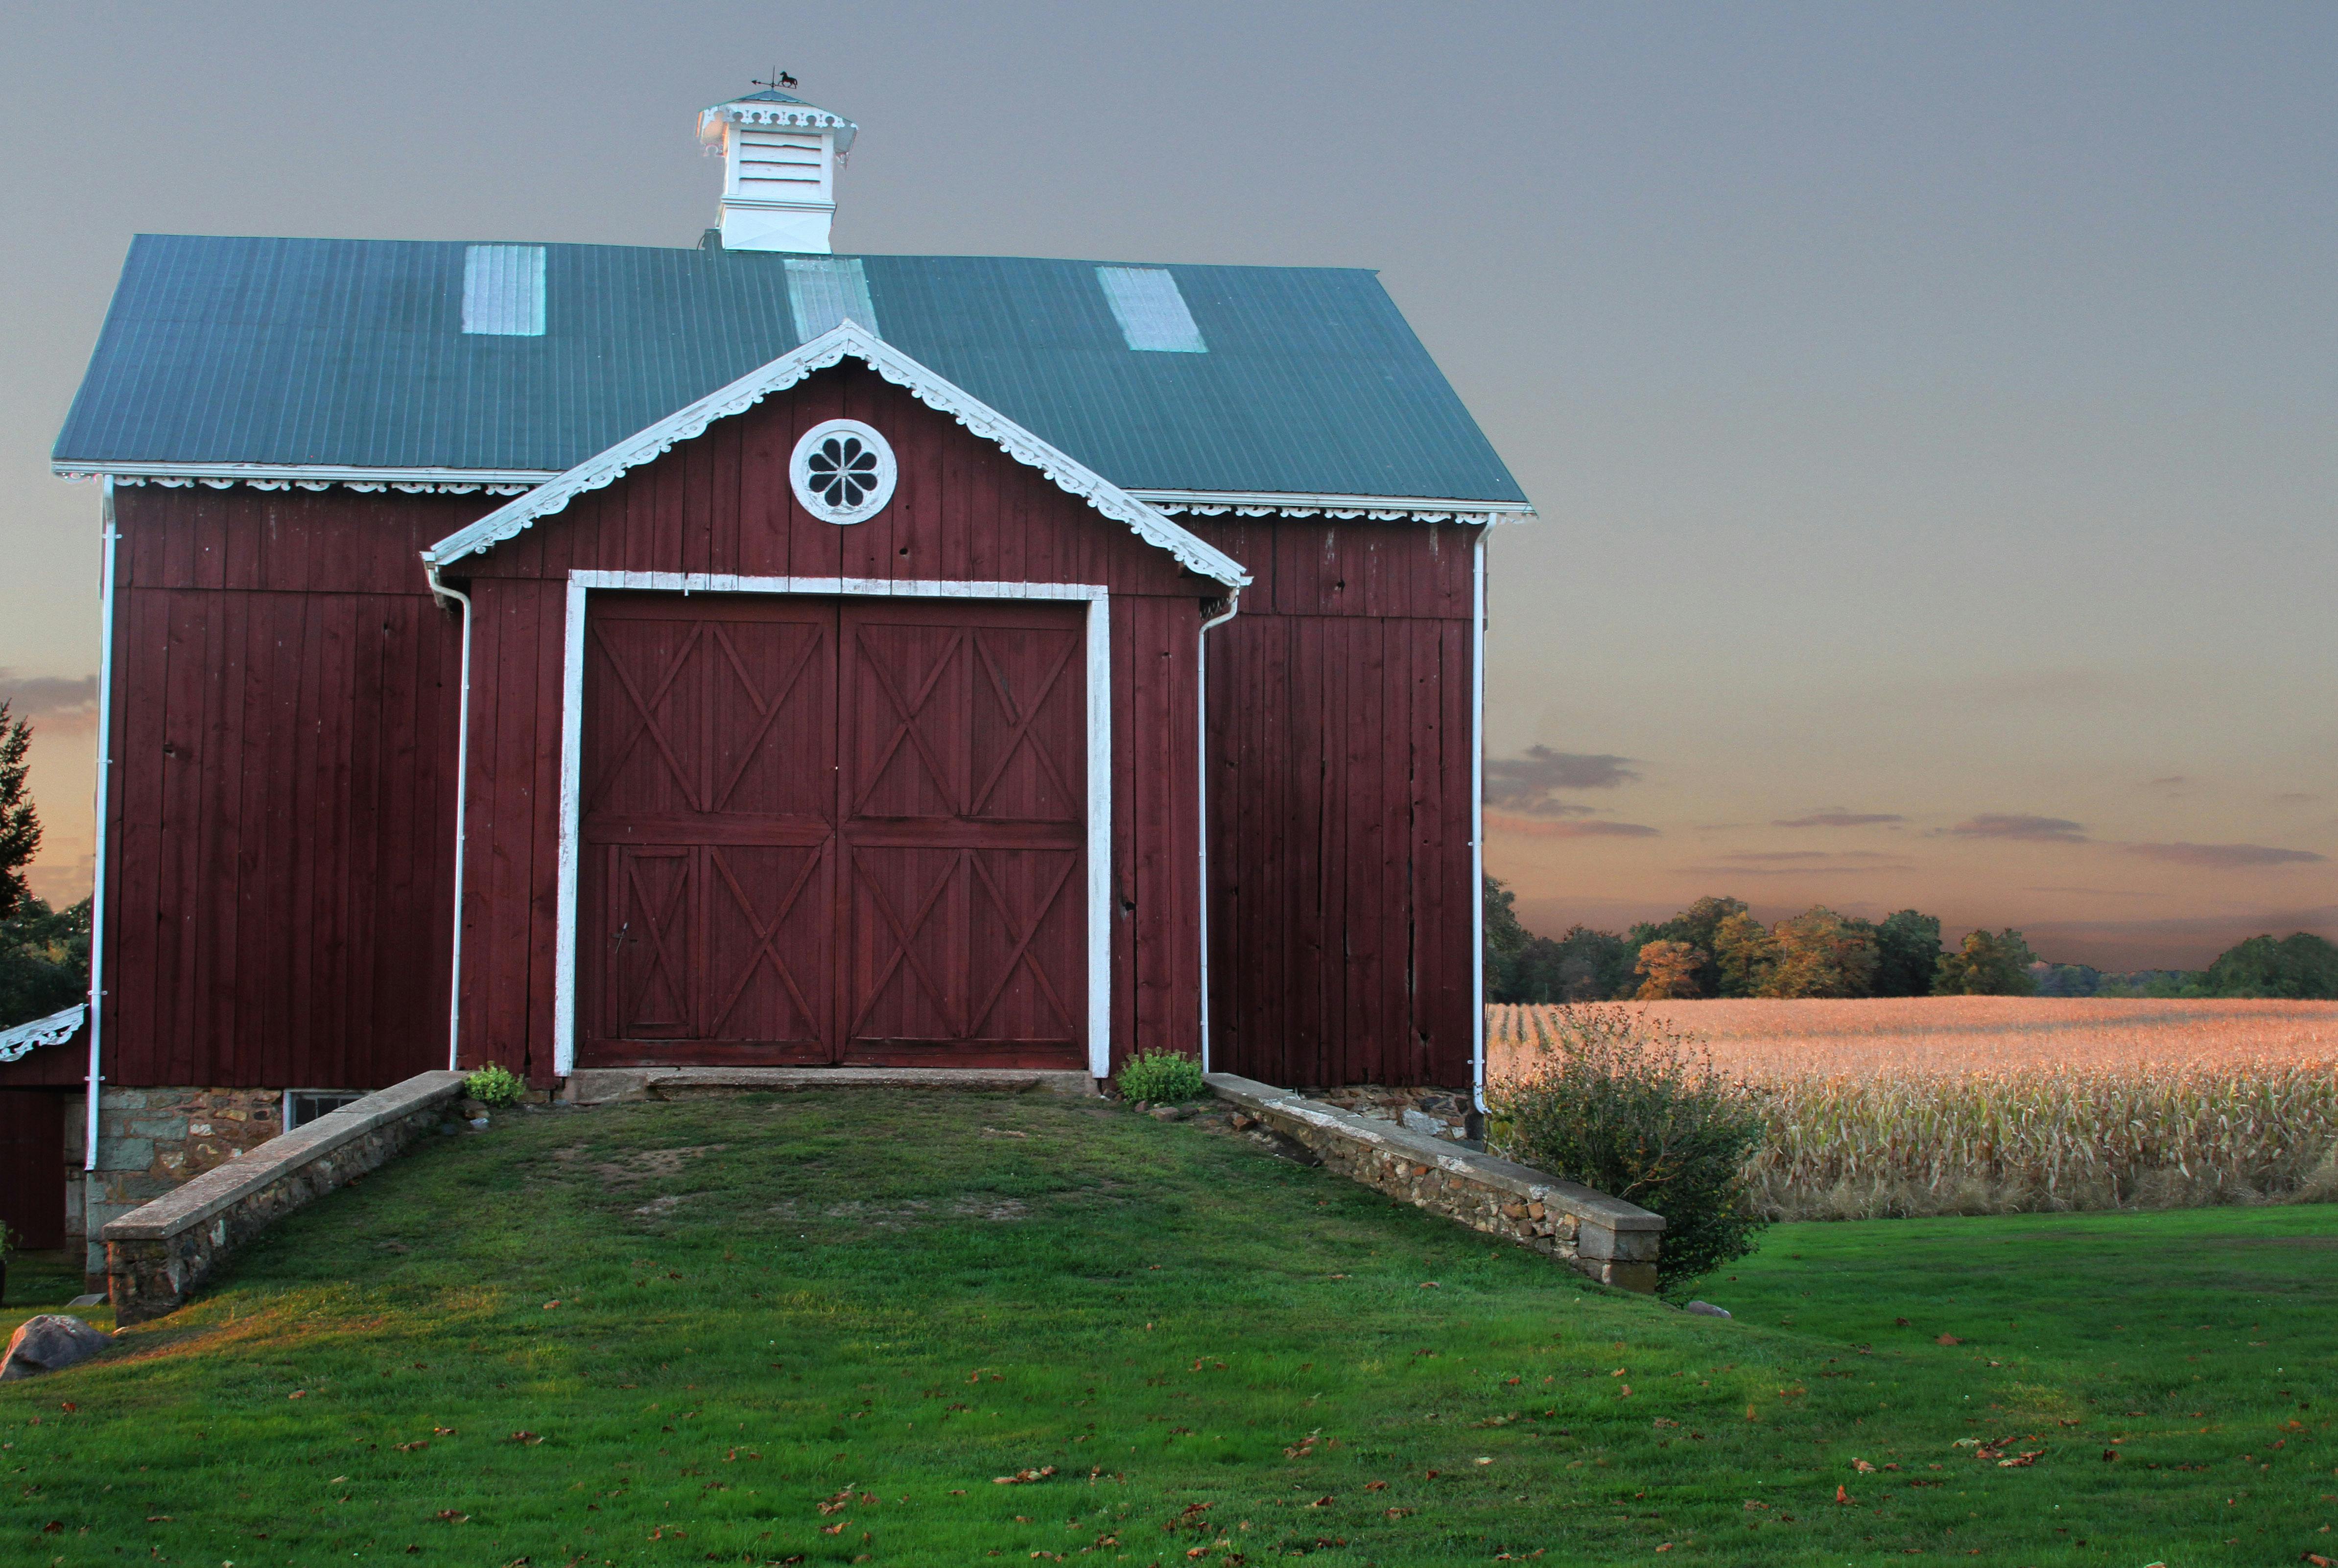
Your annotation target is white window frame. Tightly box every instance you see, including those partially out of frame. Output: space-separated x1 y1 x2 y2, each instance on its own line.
553 571 1113 1079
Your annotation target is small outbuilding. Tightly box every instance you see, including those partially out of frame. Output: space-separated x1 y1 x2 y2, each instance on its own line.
7 88 1532 1275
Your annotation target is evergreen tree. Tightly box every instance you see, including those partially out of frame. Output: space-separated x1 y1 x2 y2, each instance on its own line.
0 702 39 925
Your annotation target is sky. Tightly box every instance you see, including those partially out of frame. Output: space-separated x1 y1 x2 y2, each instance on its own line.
1 0 2330 970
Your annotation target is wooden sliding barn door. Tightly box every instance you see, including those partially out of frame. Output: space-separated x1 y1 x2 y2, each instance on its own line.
580 595 838 1066
577 593 1087 1069
838 601 1087 1067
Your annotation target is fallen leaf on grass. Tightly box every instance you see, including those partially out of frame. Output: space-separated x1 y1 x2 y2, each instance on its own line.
432 1427 455 1436
57 1403 75 1414
509 1431 543 1445
993 1467 1057 1485
394 1441 428 1452
144 1515 171 1522
1935 1334 1960 1346
434 1511 468 1523
1835 1485 1851 1504
1851 1459 1875 1473
821 1523 846 1536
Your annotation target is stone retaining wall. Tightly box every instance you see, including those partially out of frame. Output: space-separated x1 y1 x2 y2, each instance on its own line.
100 1071 468 1324
1204 1073 1665 1292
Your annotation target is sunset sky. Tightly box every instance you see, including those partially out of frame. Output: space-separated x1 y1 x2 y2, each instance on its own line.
2 1 2330 969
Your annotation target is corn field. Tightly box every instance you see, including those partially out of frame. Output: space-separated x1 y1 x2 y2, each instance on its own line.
1488 1000 2338 1219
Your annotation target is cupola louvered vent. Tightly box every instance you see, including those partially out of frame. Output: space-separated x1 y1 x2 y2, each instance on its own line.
737 129 824 189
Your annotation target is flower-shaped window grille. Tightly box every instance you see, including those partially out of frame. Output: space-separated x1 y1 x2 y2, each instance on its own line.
789 419 897 525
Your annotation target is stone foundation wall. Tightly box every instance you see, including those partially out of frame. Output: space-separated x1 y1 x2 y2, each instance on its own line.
64 1087 289 1280
1206 1072 1665 1293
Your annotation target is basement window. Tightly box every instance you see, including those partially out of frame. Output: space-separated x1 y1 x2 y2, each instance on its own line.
1096 266 1206 353
462 244 547 336
284 1089 364 1131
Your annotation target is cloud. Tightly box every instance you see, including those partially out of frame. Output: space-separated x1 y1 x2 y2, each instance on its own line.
1714 850 1898 864
1773 810 1906 828
1945 814 2089 843
0 670 98 728
2271 792 2320 805
1486 812 1659 840
2123 841 2327 869
1677 862 1913 877
1482 747 1641 816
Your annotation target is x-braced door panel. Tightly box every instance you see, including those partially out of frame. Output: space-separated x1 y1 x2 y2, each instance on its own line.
580 595 836 1066
838 603 1087 1067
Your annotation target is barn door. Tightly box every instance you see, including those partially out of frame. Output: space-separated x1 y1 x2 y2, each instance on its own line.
577 593 1088 1070
838 601 1088 1067
579 595 838 1065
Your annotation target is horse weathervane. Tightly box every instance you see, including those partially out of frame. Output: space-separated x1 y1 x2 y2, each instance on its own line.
752 69 799 92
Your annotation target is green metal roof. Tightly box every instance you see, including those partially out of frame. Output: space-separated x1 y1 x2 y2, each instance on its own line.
53 234 1527 505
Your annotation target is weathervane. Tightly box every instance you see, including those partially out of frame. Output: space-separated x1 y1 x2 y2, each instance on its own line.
752 68 799 92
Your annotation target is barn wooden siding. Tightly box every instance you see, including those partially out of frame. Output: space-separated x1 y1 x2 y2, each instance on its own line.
90 486 481 1089
449 364 1208 1082
1186 517 1482 1092
75 369 1480 1096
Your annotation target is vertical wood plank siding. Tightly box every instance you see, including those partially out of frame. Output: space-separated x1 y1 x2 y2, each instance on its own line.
1186 517 1481 1092
84 364 1477 1095
96 486 478 1089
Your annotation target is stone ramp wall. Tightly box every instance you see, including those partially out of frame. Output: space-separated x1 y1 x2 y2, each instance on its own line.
100 1071 468 1324
1204 1073 1665 1292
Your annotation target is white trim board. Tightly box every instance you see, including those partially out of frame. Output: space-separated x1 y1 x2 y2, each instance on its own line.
1133 489 1536 523
553 572 1114 1081
423 323 1250 590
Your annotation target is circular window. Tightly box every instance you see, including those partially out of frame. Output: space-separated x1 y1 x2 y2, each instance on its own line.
789 419 897 525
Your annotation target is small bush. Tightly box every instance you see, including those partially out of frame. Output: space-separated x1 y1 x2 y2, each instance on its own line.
1488 1005 1767 1295
464 1064 526 1109
1116 1051 1206 1105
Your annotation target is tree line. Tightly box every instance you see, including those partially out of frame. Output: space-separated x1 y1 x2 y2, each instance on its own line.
1484 878 2338 1003
1484 882 2033 1001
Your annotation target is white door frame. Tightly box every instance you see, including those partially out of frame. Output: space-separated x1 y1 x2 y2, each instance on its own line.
553 570 1113 1078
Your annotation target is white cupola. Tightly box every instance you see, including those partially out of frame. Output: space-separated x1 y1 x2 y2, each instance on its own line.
698 87 859 254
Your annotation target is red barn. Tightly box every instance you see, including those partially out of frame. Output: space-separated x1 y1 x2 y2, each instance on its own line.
5 89 1530 1276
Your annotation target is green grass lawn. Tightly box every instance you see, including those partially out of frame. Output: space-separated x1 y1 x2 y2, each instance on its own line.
3 1089 2332 1567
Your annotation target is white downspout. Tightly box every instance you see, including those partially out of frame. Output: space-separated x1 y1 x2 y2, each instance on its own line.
425 562 473 1073
1470 528 1488 1115
83 480 118 1173
1194 590 1241 1072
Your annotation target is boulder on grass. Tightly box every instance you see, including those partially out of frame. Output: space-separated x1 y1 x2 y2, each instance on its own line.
0 1314 113 1380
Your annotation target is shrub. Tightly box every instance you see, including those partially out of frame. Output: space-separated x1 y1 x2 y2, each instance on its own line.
464 1064 526 1109
1116 1051 1206 1104
1488 1005 1767 1294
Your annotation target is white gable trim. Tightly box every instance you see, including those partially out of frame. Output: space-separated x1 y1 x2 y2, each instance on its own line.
420 323 1251 589
1133 489 1536 524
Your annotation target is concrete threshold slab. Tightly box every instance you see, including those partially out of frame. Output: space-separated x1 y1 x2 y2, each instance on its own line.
564 1067 1102 1102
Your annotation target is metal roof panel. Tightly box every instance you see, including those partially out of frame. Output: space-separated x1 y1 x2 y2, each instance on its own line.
54 235 1526 504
